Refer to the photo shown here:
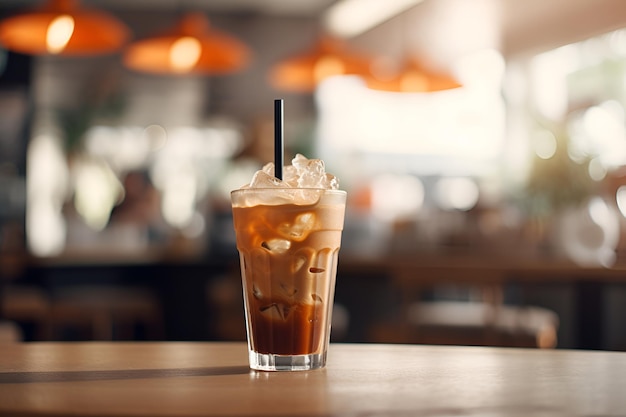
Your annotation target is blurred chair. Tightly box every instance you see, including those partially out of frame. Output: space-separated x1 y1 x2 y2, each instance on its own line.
48 286 163 341
0 320 22 342
405 300 558 348
371 294 558 348
369 267 559 348
1 285 51 340
207 273 246 341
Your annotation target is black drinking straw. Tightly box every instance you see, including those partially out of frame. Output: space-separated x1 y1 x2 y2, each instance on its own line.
274 98 284 181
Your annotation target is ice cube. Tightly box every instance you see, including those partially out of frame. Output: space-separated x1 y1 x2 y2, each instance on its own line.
291 153 308 170
261 239 291 253
241 153 339 192
296 212 314 227
249 170 283 189
252 284 263 300
278 212 316 241
260 303 291 321
293 155 327 188
292 256 307 274
291 154 340 190
280 282 298 297
261 162 274 176
326 173 339 190
283 165 299 188
291 247 314 274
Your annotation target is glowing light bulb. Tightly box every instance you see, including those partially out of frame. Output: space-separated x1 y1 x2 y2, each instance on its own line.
314 55 344 83
400 70 429 92
46 15 75 54
170 36 202 73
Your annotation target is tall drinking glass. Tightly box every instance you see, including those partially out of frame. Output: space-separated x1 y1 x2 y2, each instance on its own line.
231 188 346 371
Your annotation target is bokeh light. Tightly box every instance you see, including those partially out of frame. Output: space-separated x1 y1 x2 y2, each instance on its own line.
371 174 424 222
533 130 557 160
72 156 124 231
434 177 479 211
615 185 626 217
26 131 69 256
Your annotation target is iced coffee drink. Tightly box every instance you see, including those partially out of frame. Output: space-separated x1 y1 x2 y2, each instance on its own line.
231 154 346 371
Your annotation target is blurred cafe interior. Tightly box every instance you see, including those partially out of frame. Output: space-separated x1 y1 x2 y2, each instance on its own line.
1 0 626 351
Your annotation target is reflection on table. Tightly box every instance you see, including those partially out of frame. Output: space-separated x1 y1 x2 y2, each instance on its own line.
1 342 625 417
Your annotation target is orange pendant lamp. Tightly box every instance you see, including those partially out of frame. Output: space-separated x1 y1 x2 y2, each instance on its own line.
269 36 374 93
123 13 250 76
0 0 130 56
366 58 461 93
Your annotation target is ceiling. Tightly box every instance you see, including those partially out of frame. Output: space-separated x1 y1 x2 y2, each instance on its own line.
499 0 626 56
0 0 339 16
1 0 625 57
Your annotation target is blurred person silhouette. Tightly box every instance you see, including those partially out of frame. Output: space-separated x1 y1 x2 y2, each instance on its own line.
108 171 168 248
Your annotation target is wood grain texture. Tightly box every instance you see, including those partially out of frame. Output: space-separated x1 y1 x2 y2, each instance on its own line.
1 342 625 416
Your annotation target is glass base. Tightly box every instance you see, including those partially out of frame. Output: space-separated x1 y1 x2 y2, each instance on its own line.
249 350 327 371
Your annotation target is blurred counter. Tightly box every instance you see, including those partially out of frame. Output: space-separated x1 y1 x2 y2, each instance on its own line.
4 249 626 349
338 251 626 350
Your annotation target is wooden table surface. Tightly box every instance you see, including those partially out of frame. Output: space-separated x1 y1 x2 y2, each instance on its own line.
1 342 625 417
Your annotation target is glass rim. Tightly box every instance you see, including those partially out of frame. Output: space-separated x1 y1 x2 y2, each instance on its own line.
231 188 346 195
